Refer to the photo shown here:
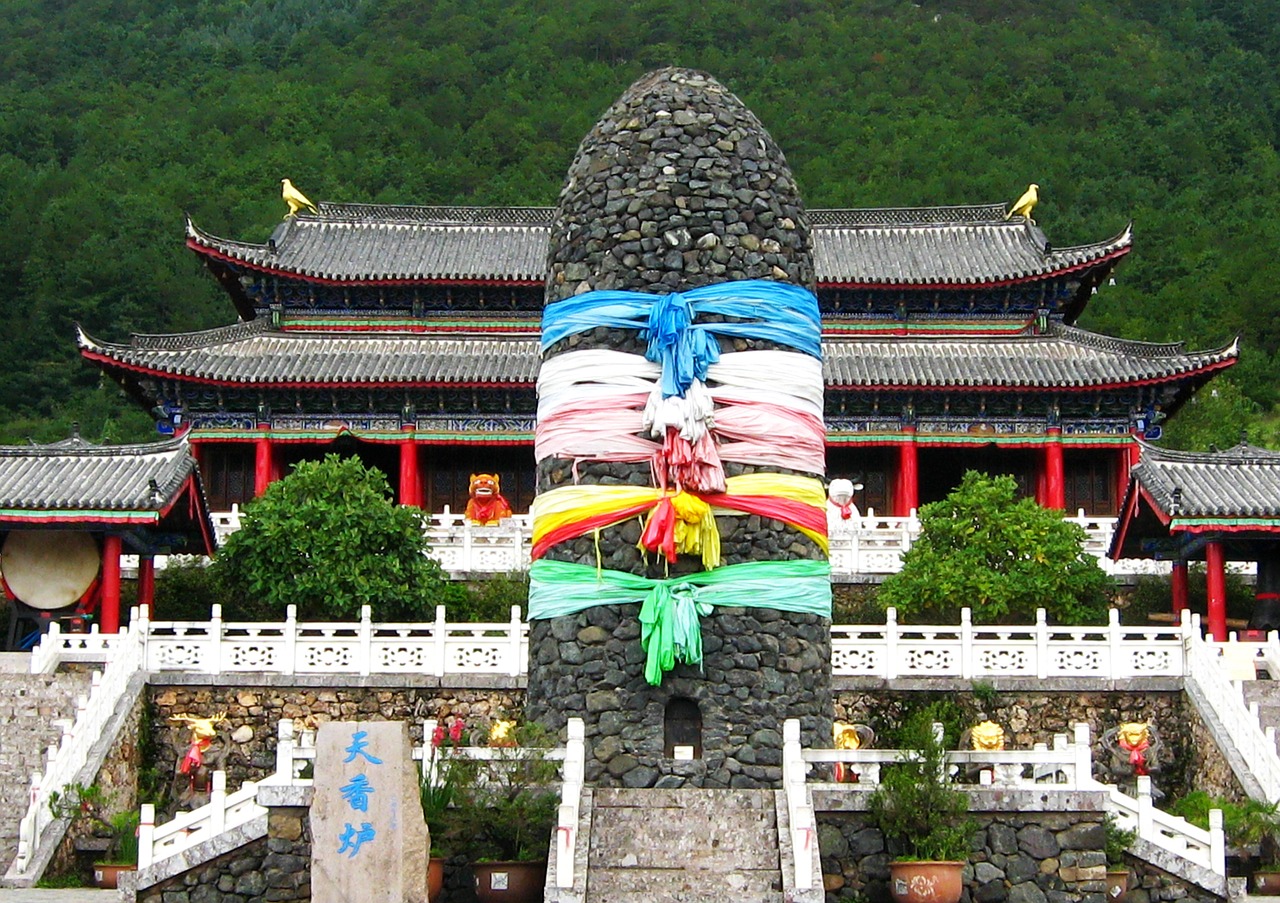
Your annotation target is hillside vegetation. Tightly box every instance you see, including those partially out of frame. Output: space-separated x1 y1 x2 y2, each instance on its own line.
1 0 1277 447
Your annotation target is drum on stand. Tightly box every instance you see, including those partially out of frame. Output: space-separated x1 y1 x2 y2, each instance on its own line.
1 530 101 648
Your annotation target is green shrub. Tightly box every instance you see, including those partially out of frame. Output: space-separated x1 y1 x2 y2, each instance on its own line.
214 455 468 620
878 471 1113 624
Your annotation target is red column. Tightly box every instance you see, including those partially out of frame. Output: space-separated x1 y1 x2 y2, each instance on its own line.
1205 540 1228 641
1171 560 1189 622
399 430 421 508
100 535 122 633
1116 446 1132 511
896 429 919 516
1043 428 1065 510
254 431 273 497
137 555 156 618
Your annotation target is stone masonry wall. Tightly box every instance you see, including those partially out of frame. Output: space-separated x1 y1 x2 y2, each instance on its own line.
141 682 1244 802
818 807 1222 903
833 685 1242 804
527 604 830 788
148 686 519 792
136 806 311 903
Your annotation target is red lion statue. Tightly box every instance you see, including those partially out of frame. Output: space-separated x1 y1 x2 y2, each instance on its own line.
465 473 513 525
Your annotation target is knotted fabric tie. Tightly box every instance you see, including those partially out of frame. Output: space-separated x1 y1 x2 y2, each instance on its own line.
639 581 714 685
639 491 720 569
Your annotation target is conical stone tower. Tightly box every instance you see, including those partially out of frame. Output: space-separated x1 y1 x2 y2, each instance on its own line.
528 68 831 789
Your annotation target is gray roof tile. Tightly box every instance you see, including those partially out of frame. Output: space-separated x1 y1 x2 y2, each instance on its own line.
79 320 542 385
187 203 1131 287
0 433 201 514
80 322 1235 391
822 326 1236 388
1131 441 1280 519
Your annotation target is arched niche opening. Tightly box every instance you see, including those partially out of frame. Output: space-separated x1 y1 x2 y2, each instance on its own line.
664 697 703 759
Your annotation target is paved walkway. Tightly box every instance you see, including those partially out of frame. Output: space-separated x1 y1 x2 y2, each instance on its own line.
0 891 119 901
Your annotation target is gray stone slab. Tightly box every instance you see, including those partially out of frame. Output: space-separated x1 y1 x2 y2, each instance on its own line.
593 788 771 810
590 789 779 872
585 866 783 901
310 721 428 903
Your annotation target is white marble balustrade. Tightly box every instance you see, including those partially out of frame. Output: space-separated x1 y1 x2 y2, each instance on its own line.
32 607 1193 682
179 506 1179 580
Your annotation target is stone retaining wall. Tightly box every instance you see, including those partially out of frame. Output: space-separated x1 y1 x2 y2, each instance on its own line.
816 793 1223 903
134 806 310 903
147 686 520 792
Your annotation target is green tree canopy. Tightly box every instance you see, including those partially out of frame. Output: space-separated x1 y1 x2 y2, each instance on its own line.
878 471 1112 625
215 454 465 619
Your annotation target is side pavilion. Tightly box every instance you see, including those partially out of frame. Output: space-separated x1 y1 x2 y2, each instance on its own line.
0 431 215 642
1111 438 1280 640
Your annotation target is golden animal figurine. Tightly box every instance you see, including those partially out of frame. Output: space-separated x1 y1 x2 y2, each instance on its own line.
1115 721 1152 776
281 178 318 217
489 719 517 747
169 712 228 799
833 721 875 783
1005 183 1039 224
970 720 1006 751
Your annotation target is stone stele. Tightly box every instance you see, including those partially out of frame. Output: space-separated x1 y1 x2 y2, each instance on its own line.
310 720 428 903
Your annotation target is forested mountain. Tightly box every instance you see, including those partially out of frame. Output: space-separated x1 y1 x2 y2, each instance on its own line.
1 0 1277 447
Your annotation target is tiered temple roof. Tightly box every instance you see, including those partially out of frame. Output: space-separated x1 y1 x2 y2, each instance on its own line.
1112 440 1280 562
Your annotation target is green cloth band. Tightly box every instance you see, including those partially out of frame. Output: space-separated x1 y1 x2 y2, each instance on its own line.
528 558 832 685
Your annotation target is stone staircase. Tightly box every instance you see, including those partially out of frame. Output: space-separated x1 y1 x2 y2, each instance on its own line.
0 659 95 869
585 788 783 903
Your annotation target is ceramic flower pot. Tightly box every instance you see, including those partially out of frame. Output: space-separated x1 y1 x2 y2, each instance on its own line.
1106 868 1129 902
93 863 136 889
472 859 547 903
428 857 445 902
1253 870 1280 894
889 860 965 903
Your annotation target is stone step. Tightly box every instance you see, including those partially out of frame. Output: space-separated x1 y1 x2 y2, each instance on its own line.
585 867 783 902
585 788 783 903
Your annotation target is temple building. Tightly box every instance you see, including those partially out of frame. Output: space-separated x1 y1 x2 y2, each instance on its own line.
78 201 1236 521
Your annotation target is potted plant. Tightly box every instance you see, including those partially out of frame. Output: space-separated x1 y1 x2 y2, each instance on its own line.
1169 791 1280 892
1103 814 1137 901
1228 798 1280 893
49 783 140 889
420 718 467 902
868 708 976 903
451 719 559 903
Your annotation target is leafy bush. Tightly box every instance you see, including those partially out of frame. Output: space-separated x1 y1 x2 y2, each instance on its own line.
1104 813 1137 866
456 572 529 622
436 720 560 862
878 471 1113 624
1168 792 1280 864
214 455 467 620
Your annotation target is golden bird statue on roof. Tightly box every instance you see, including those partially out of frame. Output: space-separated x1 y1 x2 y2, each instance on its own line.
281 178 318 217
1005 183 1039 224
